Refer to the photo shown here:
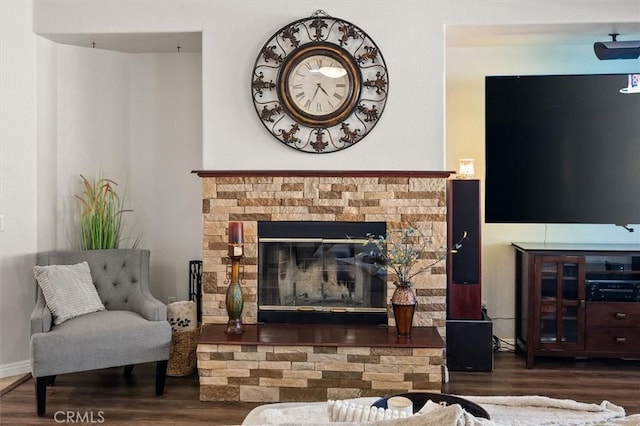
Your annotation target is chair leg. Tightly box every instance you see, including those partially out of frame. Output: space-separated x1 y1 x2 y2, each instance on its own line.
155 360 168 396
46 375 56 386
36 377 49 416
123 364 134 377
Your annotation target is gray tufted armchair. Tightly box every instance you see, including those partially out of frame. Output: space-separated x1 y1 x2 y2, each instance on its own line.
30 249 171 416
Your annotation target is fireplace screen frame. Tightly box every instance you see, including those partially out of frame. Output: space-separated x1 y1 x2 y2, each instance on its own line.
257 221 388 325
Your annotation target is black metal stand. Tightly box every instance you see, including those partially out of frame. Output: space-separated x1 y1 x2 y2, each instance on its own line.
189 260 202 324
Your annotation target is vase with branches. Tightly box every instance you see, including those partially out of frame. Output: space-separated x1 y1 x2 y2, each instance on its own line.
75 175 138 250
364 226 467 337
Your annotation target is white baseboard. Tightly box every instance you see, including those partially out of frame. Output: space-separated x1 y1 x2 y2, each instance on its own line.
0 360 31 378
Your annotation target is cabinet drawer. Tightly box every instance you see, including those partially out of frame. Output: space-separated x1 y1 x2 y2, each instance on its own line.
586 303 640 327
586 327 640 352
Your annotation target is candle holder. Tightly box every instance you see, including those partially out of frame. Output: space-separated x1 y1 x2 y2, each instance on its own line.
225 222 245 334
457 158 475 179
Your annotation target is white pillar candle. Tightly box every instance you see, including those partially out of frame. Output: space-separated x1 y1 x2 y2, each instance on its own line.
387 396 414 417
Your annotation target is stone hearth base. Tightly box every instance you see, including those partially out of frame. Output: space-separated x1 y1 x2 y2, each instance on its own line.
197 324 444 402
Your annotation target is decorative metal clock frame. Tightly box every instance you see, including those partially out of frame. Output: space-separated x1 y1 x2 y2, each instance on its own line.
251 10 389 154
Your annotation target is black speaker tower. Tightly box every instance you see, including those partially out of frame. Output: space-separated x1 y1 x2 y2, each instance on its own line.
446 178 493 371
447 179 481 320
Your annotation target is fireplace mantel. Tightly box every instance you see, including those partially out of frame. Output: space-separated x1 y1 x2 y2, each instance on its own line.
193 170 454 178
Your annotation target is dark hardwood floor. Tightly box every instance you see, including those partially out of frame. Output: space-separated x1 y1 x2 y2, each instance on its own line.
1 353 639 425
443 353 640 415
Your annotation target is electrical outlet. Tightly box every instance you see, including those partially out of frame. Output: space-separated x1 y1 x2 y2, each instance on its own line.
167 296 177 304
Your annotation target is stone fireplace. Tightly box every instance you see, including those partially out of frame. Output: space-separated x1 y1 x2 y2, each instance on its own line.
195 170 451 402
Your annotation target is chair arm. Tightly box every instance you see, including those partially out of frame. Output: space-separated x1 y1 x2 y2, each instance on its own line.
30 297 52 335
128 288 167 322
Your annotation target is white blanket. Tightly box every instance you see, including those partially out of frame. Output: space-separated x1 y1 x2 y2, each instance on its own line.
242 395 640 426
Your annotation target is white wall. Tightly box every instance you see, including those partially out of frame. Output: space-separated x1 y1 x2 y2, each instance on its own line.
37 36 59 253
55 45 132 248
129 53 203 302
33 0 636 174
44 46 203 302
198 2 447 170
0 0 38 375
446 44 640 337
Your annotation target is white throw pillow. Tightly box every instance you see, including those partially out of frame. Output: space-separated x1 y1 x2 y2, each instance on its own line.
34 261 105 325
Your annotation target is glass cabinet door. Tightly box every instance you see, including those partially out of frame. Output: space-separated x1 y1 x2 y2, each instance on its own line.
535 256 585 350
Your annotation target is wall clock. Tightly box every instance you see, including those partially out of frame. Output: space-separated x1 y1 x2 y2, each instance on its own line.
251 10 389 154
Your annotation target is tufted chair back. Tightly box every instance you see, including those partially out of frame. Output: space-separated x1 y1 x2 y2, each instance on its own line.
36 249 152 312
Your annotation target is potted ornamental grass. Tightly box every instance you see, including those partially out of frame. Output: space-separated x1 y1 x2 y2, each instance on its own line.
364 226 467 337
75 175 138 250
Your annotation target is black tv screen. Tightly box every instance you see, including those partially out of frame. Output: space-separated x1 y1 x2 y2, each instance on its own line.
485 73 640 225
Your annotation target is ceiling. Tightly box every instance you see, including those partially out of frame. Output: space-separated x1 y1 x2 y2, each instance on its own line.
40 32 202 53
446 22 640 47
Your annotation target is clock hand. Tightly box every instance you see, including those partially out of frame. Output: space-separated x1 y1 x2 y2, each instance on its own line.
311 84 321 101
318 84 329 96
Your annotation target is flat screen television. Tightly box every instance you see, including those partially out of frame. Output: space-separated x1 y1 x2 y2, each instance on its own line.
485 73 640 225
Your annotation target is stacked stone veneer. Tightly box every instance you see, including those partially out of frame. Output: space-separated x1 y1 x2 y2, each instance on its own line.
197 343 443 402
200 173 448 330
197 172 449 402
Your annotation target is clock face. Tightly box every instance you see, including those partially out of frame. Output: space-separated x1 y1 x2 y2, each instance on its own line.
286 54 351 117
251 13 389 154
279 44 361 128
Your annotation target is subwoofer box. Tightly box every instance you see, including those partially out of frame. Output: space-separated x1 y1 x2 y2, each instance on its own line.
446 313 493 372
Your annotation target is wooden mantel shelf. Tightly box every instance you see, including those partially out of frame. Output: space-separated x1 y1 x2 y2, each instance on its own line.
199 323 445 348
192 170 454 178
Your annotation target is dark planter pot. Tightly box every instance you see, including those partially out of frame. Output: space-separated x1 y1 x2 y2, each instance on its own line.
391 283 417 337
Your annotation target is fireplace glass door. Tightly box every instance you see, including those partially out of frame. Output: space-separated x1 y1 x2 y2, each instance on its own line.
257 221 387 324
